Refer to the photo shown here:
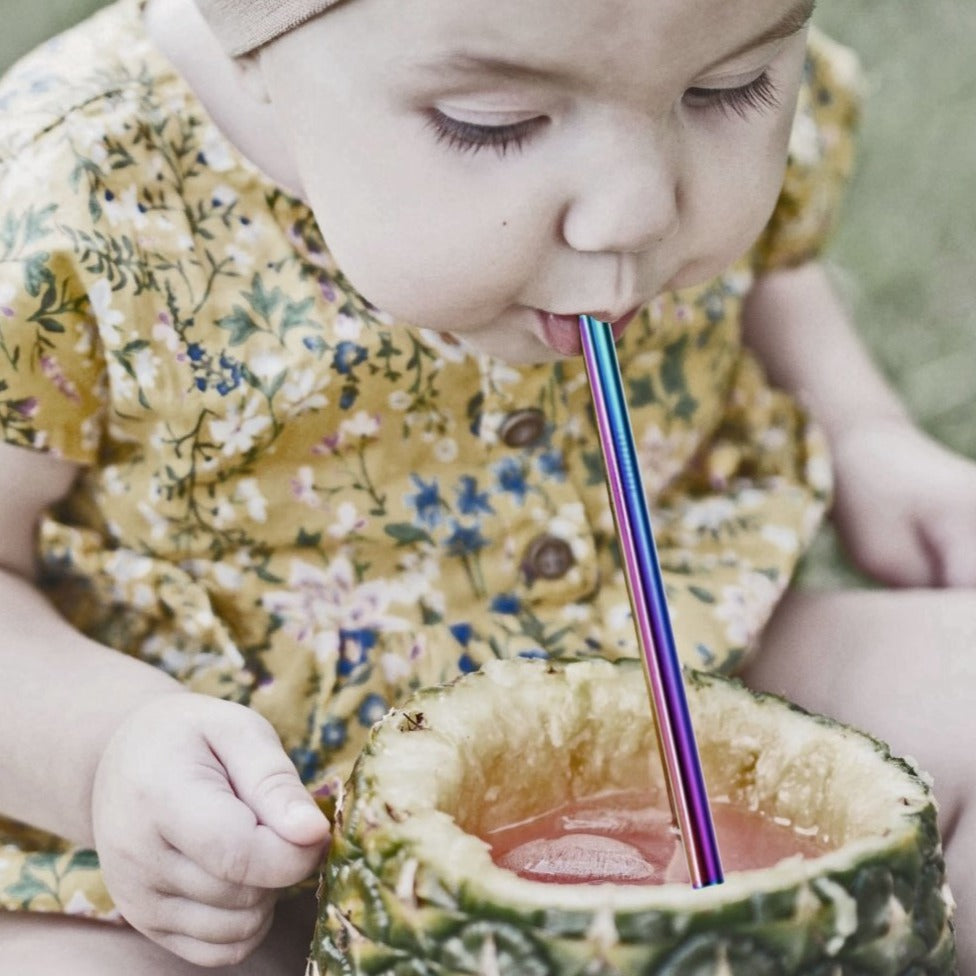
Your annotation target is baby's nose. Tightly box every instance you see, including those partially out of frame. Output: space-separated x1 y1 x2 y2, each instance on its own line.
561 129 680 255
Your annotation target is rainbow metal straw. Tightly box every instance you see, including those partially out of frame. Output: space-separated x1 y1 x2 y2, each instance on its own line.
579 314 723 888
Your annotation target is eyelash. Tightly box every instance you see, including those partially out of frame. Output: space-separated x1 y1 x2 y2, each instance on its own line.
685 71 781 118
425 112 540 158
427 71 780 157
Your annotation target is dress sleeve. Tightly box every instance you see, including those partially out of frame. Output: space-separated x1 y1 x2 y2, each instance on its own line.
751 28 864 272
0 152 108 465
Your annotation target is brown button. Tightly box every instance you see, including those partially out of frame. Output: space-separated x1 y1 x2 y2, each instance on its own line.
522 534 574 581
500 408 546 448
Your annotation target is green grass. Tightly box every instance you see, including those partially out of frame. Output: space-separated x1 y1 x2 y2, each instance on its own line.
3 1 974 586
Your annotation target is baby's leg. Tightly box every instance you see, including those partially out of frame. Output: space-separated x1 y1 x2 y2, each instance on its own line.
0 889 318 975
743 588 976 972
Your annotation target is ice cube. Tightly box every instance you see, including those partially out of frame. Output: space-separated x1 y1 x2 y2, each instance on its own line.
498 833 657 883
561 801 673 836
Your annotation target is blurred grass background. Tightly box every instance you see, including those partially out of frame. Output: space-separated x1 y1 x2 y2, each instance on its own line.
3 0 974 586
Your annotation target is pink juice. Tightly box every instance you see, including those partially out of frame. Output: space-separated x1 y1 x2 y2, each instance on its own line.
486 789 834 885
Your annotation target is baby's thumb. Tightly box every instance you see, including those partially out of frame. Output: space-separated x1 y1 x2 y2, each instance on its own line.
210 707 331 847
255 773 330 846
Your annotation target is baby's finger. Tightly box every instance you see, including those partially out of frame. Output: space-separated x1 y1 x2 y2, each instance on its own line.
163 790 325 888
205 710 331 847
148 906 275 969
917 517 976 588
149 895 273 946
153 845 269 909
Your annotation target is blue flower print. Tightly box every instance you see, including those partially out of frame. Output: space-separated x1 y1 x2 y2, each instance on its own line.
494 457 529 504
333 340 368 374
450 622 473 646
458 653 478 674
456 475 493 516
537 450 567 479
406 475 443 528
445 522 488 557
490 593 520 615
290 746 320 783
320 717 348 750
336 628 377 677
518 648 549 660
357 693 388 727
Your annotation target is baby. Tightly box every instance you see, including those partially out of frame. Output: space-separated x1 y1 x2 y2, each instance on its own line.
0 0 973 971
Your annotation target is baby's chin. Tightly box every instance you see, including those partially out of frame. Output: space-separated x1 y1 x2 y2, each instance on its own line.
438 322 567 366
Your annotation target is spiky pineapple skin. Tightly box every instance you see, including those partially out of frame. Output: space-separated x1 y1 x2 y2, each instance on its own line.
311 663 956 976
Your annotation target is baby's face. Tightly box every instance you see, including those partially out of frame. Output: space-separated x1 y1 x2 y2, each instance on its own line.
254 0 812 362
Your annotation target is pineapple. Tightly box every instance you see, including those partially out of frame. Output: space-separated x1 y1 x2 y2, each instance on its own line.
310 659 956 975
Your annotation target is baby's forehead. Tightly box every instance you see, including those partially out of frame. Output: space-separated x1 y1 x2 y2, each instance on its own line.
194 0 343 57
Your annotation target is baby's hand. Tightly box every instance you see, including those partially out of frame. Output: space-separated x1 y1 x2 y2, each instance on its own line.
830 417 976 587
91 693 330 967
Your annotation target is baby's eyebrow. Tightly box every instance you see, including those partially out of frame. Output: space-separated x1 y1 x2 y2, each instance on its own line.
407 52 576 87
719 0 818 62
408 0 816 86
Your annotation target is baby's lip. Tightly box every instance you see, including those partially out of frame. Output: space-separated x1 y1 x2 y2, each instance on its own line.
535 307 640 357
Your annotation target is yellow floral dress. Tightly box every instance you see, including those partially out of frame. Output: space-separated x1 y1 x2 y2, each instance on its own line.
0 0 861 920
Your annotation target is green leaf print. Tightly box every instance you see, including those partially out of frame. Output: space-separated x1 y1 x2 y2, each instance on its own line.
217 307 261 346
244 274 283 321
661 335 689 396
22 254 55 299
385 523 434 547
628 374 658 408
279 297 316 335
65 848 100 872
661 336 699 420
5 862 58 909
6 874 50 909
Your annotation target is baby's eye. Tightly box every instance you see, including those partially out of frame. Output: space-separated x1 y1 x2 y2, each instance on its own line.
683 71 780 119
426 110 546 157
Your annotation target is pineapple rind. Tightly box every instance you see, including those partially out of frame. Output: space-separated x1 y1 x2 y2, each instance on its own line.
314 661 956 975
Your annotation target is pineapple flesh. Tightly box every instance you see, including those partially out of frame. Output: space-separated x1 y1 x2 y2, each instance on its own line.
311 659 956 975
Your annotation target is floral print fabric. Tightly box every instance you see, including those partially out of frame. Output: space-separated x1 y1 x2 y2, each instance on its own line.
0 0 859 919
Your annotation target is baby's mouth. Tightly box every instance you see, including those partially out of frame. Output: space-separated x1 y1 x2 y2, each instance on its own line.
535 308 639 357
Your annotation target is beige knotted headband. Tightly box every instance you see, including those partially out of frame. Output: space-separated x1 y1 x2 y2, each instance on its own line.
194 0 346 56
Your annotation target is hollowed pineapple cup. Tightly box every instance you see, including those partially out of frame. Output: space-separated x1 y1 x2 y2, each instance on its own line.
312 659 956 975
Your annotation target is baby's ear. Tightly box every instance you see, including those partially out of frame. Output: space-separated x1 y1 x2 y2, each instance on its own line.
233 51 272 104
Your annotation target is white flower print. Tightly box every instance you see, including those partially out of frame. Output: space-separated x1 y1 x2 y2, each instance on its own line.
132 346 160 387
339 411 380 441
0 281 15 314
334 313 363 343
281 368 329 415
213 562 244 591
291 466 321 508
88 278 125 346
714 571 782 648
260 556 410 665
107 358 136 402
434 437 458 463
209 398 272 456
151 317 181 353
761 524 799 554
250 350 287 380
137 499 169 541
103 185 149 230
199 126 235 172
329 501 366 539
236 478 268 523
680 497 737 534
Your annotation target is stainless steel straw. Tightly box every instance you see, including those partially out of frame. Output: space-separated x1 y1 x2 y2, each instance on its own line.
579 314 723 888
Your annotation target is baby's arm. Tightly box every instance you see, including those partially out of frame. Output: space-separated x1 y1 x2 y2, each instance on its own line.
742 261 976 587
0 442 330 966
